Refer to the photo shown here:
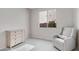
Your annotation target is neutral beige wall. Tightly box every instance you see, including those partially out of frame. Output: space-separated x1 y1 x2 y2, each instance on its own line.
0 8 29 49
30 8 74 40
73 9 79 29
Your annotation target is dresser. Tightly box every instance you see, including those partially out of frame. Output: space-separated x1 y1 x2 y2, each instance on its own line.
6 30 24 48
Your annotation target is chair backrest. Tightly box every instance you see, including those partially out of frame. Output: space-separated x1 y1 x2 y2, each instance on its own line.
62 27 74 37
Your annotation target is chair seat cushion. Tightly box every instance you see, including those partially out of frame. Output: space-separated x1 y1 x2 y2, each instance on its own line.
55 38 64 43
58 35 67 39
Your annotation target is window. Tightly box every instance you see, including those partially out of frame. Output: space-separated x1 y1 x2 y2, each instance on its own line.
39 11 47 27
39 9 56 28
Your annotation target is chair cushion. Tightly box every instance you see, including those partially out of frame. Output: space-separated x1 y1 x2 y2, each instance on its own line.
55 38 64 43
58 35 67 39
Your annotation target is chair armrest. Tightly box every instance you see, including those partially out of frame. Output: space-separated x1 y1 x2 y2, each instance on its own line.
64 37 74 50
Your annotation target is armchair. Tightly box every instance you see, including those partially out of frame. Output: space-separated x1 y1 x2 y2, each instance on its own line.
53 27 76 51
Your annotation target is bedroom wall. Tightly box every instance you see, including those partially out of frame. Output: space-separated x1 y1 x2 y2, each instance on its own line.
0 8 29 49
73 8 79 29
30 8 74 41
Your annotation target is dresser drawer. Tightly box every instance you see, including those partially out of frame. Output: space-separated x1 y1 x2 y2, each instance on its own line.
10 31 16 36
10 35 16 39
17 32 22 35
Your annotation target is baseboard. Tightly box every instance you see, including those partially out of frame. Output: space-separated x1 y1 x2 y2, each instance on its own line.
29 37 52 42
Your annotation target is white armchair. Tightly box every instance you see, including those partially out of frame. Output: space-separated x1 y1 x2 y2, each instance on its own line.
53 27 76 51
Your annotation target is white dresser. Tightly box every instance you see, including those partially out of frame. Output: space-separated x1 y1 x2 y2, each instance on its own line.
6 30 24 48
